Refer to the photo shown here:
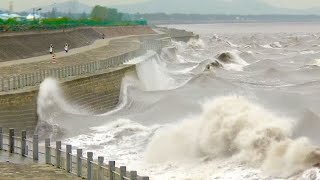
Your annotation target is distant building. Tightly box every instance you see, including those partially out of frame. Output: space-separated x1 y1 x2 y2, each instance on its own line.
26 14 42 20
0 13 24 21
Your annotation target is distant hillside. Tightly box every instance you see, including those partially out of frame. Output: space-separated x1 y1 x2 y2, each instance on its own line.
25 1 92 14
115 0 320 15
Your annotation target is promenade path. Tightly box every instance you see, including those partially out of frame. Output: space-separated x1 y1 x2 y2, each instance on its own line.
0 34 149 77
0 151 79 180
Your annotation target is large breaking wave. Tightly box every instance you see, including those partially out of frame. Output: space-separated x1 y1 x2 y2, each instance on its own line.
145 96 320 177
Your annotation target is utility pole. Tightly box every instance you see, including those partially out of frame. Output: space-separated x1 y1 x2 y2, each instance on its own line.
9 1 13 14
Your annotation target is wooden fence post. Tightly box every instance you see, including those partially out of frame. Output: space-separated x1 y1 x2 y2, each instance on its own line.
9 128 14 153
87 152 93 180
45 138 51 164
98 156 104 180
109 161 115 180
66 144 72 172
119 166 126 180
56 141 61 168
21 130 26 157
0 127 2 150
33 134 39 160
77 149 82 177
130 171 137 180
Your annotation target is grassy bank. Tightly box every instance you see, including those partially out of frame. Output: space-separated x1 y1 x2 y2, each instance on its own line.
0 18 148 32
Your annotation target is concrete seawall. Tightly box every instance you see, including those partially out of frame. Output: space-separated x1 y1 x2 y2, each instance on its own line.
0 27 197 135
0 65 135 134
157 27 199 42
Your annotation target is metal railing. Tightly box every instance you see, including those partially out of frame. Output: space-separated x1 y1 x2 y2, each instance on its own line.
0 127 149 180
0 38 171 93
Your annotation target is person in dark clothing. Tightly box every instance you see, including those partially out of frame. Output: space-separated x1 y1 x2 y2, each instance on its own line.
102 33 105 39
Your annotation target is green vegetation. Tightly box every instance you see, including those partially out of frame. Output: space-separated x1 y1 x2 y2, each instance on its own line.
0 5 147 32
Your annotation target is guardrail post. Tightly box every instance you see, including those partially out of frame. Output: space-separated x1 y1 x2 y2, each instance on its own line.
25 144 28 156
1 79 4 92
45 138 51 164
87 152 93 180
13 76 16 89
9 128 14 153
72 66 75 76
40 71 43 82
56 141 61 168
77 149 82 177
119 166 126 180
21 75 24 87
0 127 2 150
66 144 72 172
7 78 11 91
109 161 115 180
98 156 104 180
21 130 26 157
25 74 28 86
33 134 38 160
32 73 35 85
17 75 21 88
130 171 137 180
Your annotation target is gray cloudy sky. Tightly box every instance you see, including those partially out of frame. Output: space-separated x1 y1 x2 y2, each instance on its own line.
1 0 320 11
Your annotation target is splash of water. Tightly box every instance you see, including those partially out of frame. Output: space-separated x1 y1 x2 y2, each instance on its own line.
145 95 320 177
135 56 176 91
36 78 86 139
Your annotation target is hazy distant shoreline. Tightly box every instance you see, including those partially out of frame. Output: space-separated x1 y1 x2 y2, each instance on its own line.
137 14 320 25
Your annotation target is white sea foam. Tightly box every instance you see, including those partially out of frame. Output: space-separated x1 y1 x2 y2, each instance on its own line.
145 96 320 177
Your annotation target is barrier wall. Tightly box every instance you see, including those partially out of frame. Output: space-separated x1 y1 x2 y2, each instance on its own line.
0 37 171 134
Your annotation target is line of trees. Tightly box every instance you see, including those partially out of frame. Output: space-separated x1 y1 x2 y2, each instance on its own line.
90 5 123 22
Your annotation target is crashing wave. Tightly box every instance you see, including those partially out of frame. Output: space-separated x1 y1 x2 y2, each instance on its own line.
145 96 320 177
215 51 249 71
187 38 205 49
36 78 87 139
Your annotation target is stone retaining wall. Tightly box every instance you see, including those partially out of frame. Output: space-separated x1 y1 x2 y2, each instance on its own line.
0 65 135 134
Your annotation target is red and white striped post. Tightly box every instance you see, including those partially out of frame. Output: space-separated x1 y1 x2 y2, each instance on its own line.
52 53 56 64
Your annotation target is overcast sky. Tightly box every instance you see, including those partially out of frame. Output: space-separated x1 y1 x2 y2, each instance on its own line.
1 0 320 12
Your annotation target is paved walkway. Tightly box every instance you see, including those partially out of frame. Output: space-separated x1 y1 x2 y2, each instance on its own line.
0 35 143 77
0 34 148 68
0 151 80 180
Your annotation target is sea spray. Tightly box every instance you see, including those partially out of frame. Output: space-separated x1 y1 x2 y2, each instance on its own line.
36 78 86 139
145 95 320 177
136 56 176 91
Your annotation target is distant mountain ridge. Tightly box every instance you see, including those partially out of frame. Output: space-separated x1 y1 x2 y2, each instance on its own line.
24 1 92 14
114 0 320 15
20 0 320 15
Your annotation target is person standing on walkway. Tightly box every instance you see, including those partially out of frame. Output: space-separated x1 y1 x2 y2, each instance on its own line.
49 44 54 54
102 33 105 39
64 43 69 53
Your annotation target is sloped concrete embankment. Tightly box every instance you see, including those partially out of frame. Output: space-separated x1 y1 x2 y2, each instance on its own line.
0 26 156 62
